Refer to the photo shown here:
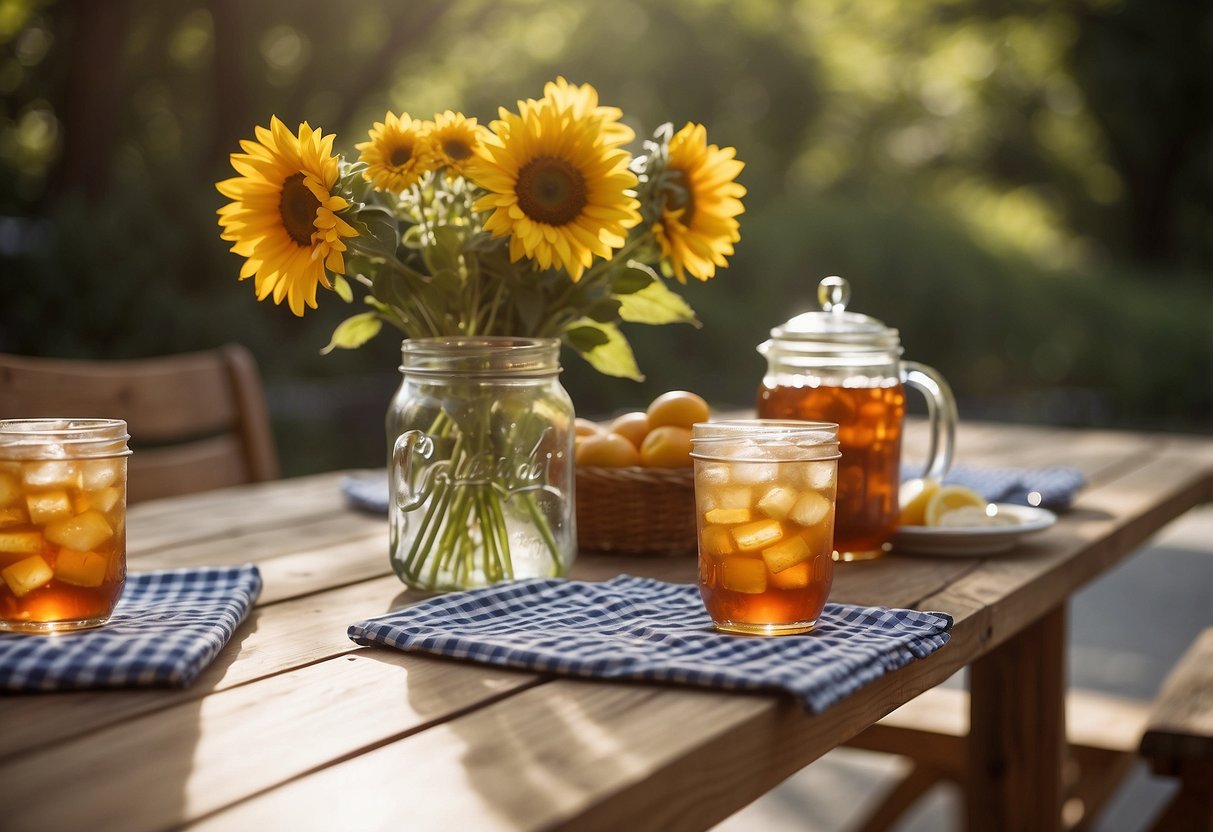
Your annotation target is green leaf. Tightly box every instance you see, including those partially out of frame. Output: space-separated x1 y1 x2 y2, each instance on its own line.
615 277 701 327
564 319 644 381
611 264 656 295
400 224 424 250
585 297 623 323
352 209 400 260
331 273 354 303
564 323 610 352
320 312 383 355
508 278 546 333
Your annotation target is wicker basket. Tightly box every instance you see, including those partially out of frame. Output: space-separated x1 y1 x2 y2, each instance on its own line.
575 465 697 556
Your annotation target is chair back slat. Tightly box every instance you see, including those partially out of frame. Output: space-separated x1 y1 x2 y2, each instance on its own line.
128 436 251 503
0 345 280 502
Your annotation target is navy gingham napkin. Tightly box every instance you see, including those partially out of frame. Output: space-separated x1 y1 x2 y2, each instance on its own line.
348 574 952 713
903 464 1086 511
341 471 389 515
0 565 261 691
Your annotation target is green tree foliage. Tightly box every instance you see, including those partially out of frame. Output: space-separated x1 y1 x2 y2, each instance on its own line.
0 0 1207 472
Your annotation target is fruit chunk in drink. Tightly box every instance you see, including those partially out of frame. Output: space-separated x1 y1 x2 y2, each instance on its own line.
0 458 126 632
693 443 838 636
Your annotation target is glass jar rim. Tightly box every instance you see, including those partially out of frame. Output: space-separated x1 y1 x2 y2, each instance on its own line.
0 418 131 458
400 336 562 378
692 419 838 438
690 420 840 462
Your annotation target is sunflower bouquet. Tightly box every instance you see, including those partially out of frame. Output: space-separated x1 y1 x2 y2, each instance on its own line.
216 77 745 376
216 78 745 589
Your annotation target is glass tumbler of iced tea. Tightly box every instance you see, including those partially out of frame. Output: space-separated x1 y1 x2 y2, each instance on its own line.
757 276 957 561
0 419 130 632
690 421 840 636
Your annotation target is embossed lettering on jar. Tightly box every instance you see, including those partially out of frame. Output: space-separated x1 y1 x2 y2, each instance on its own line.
387 337 576 592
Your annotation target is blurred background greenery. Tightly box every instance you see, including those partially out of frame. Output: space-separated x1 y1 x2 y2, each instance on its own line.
0 0 1208 476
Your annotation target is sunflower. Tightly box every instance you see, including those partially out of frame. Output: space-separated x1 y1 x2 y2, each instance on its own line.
356 112 436 192
216 117 357 316
428 111 489 181
540 77 634 147
470 93 640 281
652 122 746 283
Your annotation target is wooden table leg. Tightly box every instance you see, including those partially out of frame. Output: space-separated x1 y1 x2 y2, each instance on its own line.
967 603 1067 831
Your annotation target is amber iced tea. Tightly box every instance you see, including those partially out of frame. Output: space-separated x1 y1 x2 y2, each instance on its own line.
759 383 905 559
0 420 129 632
692 426 839 636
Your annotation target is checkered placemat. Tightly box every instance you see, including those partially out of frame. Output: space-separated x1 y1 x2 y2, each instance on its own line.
0 565 261 691
348 575 952 713
341 471 388 515
905 464 1086 510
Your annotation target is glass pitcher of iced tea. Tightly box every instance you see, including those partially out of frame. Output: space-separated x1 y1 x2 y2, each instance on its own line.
756 276 956 561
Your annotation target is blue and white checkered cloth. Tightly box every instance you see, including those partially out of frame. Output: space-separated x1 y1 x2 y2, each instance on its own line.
903 464 1085 510
348 575 952 713
341 471 389 515
0 565 261 691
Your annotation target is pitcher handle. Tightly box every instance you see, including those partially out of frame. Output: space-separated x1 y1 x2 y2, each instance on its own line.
390 430 428 512
901 362 957 481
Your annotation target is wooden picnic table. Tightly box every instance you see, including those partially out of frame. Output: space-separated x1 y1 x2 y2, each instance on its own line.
1 419 1210 831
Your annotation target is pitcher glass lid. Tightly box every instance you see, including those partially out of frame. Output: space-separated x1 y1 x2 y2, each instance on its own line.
767 276 901 349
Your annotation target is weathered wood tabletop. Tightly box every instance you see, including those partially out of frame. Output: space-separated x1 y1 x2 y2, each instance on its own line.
1 420 1210 831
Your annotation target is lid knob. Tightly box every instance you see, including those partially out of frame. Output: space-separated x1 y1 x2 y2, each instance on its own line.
818 276 850 314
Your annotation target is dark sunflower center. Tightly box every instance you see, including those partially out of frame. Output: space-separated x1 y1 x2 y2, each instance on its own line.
390 144 413 167
279 173 321 247
516 156 587 226
443 139 472 161
665 169 695 225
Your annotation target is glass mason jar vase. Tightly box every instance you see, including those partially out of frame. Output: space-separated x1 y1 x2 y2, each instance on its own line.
386 337 577 592
0 418 131 632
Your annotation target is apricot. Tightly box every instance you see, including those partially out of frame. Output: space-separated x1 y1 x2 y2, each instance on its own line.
609 411 650 449
639 425 694 468
646 390 710 431
576 432 642 467
575 418 605 437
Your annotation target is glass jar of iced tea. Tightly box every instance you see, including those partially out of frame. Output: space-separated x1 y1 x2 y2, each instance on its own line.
0 419 130 632
690 421 840 636
756 276 956 561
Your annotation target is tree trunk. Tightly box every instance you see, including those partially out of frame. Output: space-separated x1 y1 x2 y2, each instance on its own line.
47 0 130 203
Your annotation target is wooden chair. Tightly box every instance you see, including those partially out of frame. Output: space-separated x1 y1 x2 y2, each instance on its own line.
1138 628 1213 832
0 344 280 502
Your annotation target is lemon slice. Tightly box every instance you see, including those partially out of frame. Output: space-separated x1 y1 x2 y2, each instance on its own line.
934 505 1019 528
924 485 988 527
898 478 940 526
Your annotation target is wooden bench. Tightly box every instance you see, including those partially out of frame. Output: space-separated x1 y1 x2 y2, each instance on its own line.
1139 627 1213 832
845 685 1153 830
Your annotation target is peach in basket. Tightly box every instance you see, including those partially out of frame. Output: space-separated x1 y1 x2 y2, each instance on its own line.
574 391 707 556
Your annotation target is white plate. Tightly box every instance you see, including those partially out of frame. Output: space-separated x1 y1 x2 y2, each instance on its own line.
893 504 1058 556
